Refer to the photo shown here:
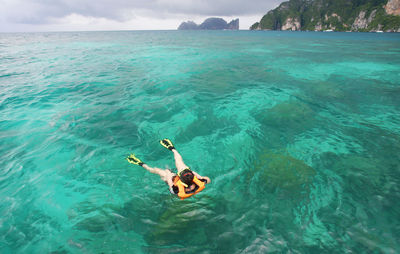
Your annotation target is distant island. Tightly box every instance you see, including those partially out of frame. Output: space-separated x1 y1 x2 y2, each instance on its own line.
178 18 239 30
250 0 400 32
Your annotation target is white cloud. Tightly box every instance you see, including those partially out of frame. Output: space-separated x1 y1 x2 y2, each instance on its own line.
0 0 283 32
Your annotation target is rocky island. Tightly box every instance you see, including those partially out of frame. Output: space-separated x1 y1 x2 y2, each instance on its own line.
178 18 239 30
250 0 400 32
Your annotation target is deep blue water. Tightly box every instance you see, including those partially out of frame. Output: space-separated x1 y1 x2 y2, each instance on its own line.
0 30 400 253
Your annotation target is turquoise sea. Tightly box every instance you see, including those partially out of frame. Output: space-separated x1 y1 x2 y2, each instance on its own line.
1 30 399 253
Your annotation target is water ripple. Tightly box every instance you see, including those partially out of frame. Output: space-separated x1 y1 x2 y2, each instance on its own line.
1 31 399 253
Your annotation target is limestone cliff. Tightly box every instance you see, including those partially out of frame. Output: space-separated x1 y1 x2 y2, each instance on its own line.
281 18 301 31
178 18 239 30
227 19 240 30
178 21 198 30
352 10 377 30
385 0 400 15
251 0 400 32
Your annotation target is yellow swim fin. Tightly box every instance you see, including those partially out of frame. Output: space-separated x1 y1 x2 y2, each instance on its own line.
159 138 175 151
127 154 144 166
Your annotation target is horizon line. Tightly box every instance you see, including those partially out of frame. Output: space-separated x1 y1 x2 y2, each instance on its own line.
0 29 255 34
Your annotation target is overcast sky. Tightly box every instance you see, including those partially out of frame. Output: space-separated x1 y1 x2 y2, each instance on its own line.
0 0 284 32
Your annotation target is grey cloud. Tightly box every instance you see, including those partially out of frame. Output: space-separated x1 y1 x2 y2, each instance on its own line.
2 0 283 24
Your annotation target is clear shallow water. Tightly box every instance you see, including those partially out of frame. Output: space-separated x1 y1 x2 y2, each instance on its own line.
0 30 399 253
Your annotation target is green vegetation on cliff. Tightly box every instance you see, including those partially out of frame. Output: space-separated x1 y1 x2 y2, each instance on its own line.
251 0 400 32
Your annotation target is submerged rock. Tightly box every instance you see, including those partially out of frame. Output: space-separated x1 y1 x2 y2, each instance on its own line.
327 153 393 197
175 111 240 143
145 196 247 252
71 202 128 233
145 197 214 246
74 214 112 233
251 150 316 193
256 101 315 137
306 80 345 101
252 101 317 150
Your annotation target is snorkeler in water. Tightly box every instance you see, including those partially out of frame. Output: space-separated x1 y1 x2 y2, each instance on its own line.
127 139 211 200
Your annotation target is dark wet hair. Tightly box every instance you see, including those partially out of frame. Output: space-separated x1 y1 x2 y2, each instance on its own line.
179 169 194 185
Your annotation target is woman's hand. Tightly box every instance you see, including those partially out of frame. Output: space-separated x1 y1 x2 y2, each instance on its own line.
202 176 211 184
192 170 211 184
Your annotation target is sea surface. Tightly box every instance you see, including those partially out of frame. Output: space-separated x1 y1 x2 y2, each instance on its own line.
0 30 399 253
